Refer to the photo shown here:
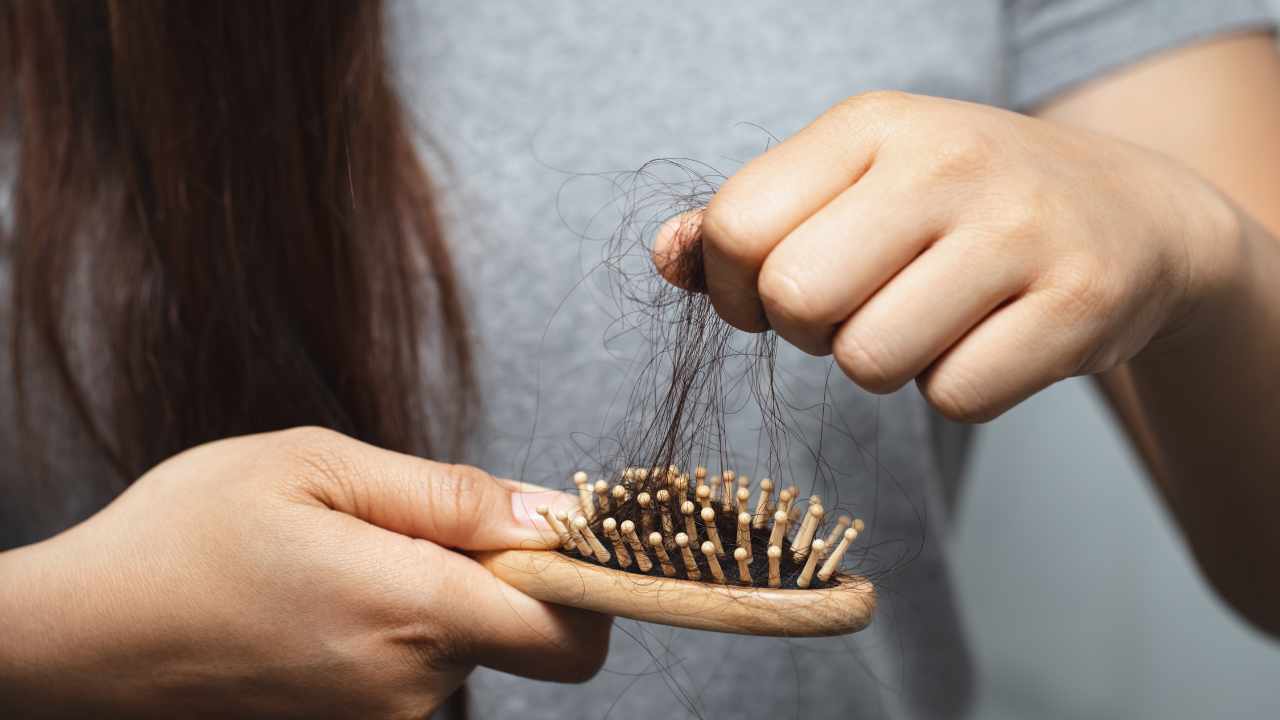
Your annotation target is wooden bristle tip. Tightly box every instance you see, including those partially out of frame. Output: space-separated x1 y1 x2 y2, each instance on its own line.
734 547 752 585
696 484 712 510
636 493 655 538
566 514 593 556
594 480 610 514
818 526 857 582
736 511 752 561
702 541 726 583
701 506 724 555
720 470 735 512
824 515 853 548
675 533 700 580
797 538 825 588
681 500 698 540
767 510 788 550
574 515 611 564
753 478 775 529
767 545 782 588
603 517 632 568
649 531 676 577
574 471 594 520
656 489 675 544
620 520 653 572
539 506 574 551
792 504 825 562
777 488 794 518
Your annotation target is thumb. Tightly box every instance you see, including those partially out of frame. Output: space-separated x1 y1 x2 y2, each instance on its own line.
282 428 578 551
652 209 708 292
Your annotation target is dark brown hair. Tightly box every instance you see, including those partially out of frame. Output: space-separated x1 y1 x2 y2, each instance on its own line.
0 1 472 484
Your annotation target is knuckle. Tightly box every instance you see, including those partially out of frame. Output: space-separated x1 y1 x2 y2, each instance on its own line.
701 194 765 265
920 367 998 423
921 128 995 182
275 426 360 487
997 185 1052 240
833 328 906 393
839 89 912 118
1046 263 1115 327
426 464 493 542
757 264 822 325
277 424 345 450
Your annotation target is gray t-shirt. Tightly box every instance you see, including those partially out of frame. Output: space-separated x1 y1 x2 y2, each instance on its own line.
385 1 1272 718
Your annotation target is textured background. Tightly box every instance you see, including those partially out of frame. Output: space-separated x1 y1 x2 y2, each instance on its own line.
954 376 1280 719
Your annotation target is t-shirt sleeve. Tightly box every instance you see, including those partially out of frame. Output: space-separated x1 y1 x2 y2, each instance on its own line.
1007 0 1277 110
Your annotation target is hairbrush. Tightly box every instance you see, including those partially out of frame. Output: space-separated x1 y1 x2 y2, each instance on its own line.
475 466 875 637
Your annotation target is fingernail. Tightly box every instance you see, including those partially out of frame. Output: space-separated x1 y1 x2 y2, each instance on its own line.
511 489 579 531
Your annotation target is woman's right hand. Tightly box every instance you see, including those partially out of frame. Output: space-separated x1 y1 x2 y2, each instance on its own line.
0 427 610 718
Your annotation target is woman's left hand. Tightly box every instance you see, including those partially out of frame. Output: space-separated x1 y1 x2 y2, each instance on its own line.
655 91 1241 421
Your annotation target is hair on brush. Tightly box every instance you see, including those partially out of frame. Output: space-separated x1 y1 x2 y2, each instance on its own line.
476 163 876 636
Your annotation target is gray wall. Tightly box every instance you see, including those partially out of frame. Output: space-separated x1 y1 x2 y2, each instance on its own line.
952 378 1280 719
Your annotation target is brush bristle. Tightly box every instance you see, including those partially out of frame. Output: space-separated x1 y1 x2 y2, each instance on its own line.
561 467 862 590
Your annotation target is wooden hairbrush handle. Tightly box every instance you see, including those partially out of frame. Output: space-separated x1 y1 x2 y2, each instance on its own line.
474 548 876 637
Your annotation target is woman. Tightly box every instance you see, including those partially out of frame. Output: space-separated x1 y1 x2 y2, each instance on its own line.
2 0 1278 717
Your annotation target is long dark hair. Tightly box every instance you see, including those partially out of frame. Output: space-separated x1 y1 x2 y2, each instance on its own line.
0 1 472 486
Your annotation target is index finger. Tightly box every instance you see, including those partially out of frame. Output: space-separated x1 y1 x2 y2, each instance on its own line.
696 93 895 331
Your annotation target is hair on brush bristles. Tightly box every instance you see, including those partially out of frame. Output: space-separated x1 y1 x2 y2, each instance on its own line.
474 154 933 716
561 466 862 590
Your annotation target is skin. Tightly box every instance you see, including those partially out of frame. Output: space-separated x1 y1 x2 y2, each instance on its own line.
0 427 611 717
2 28 1279 720
1040 32 1280 637
655 31 1280 636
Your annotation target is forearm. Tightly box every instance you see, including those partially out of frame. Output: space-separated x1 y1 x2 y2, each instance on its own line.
1105 211 1280 634
1031 31 1280 633
0 533 144 715
0 540 92 714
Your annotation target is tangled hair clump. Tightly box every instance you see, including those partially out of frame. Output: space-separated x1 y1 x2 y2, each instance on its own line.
544 158 897 590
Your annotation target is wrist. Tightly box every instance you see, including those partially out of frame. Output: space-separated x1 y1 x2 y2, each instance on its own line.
0 534 123 714
1147 177 1248 354
0 541 67 706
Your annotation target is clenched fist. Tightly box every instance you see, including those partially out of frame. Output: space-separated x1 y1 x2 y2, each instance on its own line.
657 91 1238 422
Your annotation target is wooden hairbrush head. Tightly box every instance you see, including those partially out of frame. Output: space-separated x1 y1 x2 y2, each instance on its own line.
475 467 875 637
